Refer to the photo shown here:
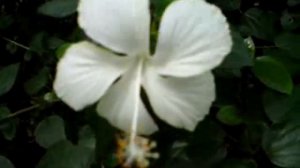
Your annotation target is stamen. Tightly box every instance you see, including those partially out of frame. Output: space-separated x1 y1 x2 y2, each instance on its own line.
116 134 159 168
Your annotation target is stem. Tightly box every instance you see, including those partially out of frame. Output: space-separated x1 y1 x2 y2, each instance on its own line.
129 58 143 144
1 37 31 51
0 104 40 122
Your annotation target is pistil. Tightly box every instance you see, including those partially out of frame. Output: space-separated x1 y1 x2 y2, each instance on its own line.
129 57 144 144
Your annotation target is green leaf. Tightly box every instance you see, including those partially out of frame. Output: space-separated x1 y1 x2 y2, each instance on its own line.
0 106 16 140
78 125 96 149
220 30 253 69
47 37 65 50
38 0 78 18
263 87 300 124
34 115 66 148
37 141 93 168
263 49 300 77
217 105 243 126
24 67 49 95
242 123 268 152
29 32 48 55
0 63 19 96
43 92 59 103
263 124 300 168
85 109 115 161
187 119 226 167
0 156 15 168
263 90 292 123
56 43 71 59
275 33 300 59
253 56 293 94
242 8 278 41
281 88 300 125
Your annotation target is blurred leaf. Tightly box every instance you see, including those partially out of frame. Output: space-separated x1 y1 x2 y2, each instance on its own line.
219 159 257 168
263 123 300 167
0 63 19 96
168 141 189 161
30 32 48 55
0 156 15 168
253 56 293 94
281 10 300 30
287 0 300 6
78 125 96 149
275 33 300 59
44 92 59 103
242 8 278 41
0 15 13 29
37 141 93 168
217 105 243 126
0 106 16 140
35 115 66 148
242 123 268 153
47 37 65 50
5 42 18 54
244 37 255 58
38 0 79 18
24 67 49 95
220 30 253 69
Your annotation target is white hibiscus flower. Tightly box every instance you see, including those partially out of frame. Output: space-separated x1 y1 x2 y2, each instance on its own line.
53 0 232 137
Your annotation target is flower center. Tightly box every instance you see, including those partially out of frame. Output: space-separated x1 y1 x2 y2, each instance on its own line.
116 134 159 168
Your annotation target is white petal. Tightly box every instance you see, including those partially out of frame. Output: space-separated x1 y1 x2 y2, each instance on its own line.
143 65 215 131
54 41 131 111
152 0 232 77
78 0 150 55
97 60 158 135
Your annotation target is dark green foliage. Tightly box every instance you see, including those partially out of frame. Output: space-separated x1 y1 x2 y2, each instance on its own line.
0 155 15 168
253 56 293 94
38 0 79 18
34 115 66 148
0 0 300 168
0 64 19 96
